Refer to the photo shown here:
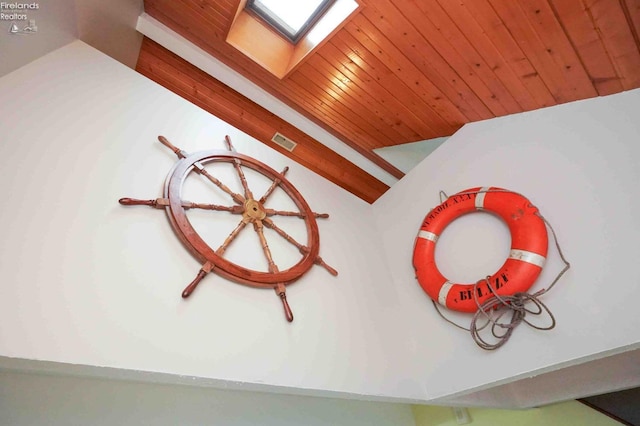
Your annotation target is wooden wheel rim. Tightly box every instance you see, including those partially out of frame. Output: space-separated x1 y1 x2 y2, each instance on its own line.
164 150 320 288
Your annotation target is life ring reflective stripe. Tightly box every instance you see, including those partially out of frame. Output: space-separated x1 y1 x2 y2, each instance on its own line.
412 187 548 313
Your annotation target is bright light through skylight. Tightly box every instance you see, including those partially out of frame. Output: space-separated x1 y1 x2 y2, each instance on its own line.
306 0 357 43
256 0 325 32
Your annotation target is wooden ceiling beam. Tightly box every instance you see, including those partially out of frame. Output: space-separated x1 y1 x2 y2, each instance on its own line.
136 37 389 203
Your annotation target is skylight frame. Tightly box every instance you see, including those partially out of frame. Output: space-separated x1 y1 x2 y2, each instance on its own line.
245 0 337 44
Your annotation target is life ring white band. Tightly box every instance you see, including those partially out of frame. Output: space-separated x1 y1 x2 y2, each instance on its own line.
417 230 439 243
475 187 490 210
438 280 454 306
509 249 546 268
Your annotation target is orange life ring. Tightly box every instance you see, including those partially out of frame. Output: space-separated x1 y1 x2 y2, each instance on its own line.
412 187 548 313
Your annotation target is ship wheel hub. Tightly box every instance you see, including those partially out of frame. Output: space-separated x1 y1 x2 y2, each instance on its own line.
243 199 266 221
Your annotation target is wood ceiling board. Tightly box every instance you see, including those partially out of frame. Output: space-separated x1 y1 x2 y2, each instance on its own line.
148 0 228 40
286 73 390 154
461 0 558 109
306 51 426 142
302 52 422 143
328 29 456 141
289 65 398 149
189 2 228 32
489 1 598 103
145 1 264 78
623 0 640 43
347 14 468 127
548 0 624 96
295 55 409 144
361 1 495 121
400 0 523 117
585 0 640 90
428 0 543 112
518 0 598 96
137 37 389 203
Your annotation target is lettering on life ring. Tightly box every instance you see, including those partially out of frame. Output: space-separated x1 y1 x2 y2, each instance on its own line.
412 187 548 313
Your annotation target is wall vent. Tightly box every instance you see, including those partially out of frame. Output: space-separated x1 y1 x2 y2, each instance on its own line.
271 132 297 152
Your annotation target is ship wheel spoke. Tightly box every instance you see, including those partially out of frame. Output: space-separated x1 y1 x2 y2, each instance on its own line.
262 217 337 276
181 217 250 298
251 219 294 322
159 135 245 205
123 192 330 220
196 165 245 205
252 219 279 274
217 217 251 257
257 167 328 219
265 208 329 219
225 135 254 201
258 167 288 204
183 201 244 214
118 197 242 214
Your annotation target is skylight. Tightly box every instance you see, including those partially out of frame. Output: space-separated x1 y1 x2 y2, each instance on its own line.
246 0 335 43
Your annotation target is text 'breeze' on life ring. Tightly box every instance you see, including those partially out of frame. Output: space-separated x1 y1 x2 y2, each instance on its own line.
412 187 548 313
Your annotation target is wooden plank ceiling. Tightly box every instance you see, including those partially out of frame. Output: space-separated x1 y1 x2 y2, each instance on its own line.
138 0 640 203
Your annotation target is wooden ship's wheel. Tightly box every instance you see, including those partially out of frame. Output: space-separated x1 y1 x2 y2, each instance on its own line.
119 135 337 322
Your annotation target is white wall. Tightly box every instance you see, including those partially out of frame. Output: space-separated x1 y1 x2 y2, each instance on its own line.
0 370 415 426
373 87 640 406
0 40 420 411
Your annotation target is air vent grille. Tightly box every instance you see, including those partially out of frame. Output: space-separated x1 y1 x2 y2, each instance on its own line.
271 132 297 152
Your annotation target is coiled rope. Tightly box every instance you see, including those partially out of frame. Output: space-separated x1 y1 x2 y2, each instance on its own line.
432 189 571 350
